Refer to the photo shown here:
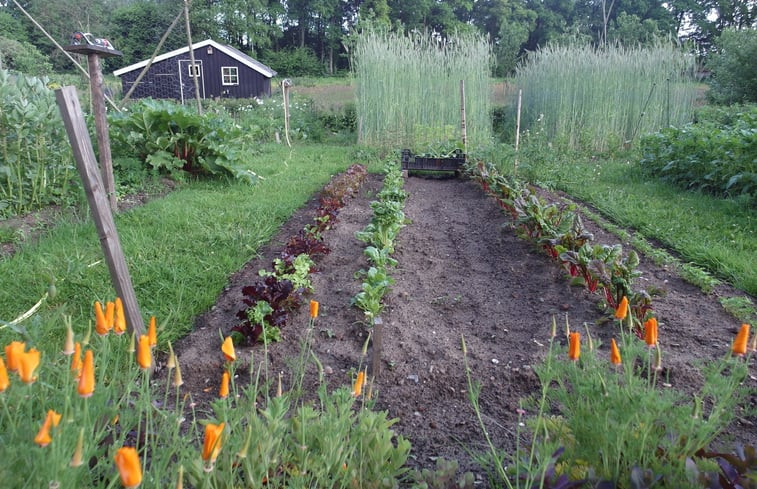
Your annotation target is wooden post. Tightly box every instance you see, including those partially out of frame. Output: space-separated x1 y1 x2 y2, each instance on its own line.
460 80 467 155
371 316 383 377
55 86 145 337
64 44 122 211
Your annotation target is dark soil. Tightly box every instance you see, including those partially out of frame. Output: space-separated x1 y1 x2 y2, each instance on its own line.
173 171 756 480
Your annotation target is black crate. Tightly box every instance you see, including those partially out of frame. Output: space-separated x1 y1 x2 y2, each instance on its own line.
401 149 465 172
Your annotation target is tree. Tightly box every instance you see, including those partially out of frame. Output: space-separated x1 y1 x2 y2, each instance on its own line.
107 0 186 69
706 27 757 104
0 7 32 43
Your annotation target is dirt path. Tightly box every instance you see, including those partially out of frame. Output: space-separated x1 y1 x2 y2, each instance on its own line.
174 172 756 479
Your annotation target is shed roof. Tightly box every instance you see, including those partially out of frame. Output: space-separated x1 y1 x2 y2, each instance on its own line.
113 39 276 78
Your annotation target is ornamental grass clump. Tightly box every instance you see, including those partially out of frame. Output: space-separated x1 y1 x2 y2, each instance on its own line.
514 41 697 152
353 29 492 150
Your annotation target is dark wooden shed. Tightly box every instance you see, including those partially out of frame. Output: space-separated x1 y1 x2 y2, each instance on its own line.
113 39 277 103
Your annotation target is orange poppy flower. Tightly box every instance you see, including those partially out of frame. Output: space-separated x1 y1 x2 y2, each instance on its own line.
0 356 9 392
114 446 142 488
568 332 581 361
147 317 157 348
610 338 622 366
221 336 236 362
219 371 230 398
114 298 127 335
17 348 41 384
78 349 95 398
614 296 629 320
105 301 115 331
309 300 319 319
95 301 110 336
732 324 750 357
352 370 366 397
137 335 152 370
34 409 62 447
63 323 75 355
644 318 658 347
202 422 225 463
71 342 83 379
5 340 25 372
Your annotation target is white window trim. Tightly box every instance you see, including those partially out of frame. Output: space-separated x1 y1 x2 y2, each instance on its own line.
221 66 239 86
187 64 201 77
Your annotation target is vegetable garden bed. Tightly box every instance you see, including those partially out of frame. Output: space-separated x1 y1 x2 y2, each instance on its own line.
173 166 756 484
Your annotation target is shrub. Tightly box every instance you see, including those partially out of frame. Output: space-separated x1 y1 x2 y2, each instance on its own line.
707 28 757 105
639 105 757 203
0 37 53 76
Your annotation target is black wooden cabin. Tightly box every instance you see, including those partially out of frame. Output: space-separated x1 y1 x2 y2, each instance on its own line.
114 39 277 103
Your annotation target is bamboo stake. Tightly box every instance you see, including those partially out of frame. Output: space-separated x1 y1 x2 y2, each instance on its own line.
120 9 183 107
183 0 202 115
282 79 292 147
10 0 120 112
460 79 467 156
514 89 522 175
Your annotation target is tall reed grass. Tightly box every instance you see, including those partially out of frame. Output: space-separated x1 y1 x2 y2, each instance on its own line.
514 42 697 152
353 29 492 151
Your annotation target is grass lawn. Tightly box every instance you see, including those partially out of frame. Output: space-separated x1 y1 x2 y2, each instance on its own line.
514 150 756 296
0 143 378 347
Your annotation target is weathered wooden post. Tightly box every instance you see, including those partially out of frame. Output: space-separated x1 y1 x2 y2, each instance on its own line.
63 42 122 211
55 86 145 337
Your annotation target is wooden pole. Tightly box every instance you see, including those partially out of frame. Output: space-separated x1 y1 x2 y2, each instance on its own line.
184 0 203 115
460 80 467 155
10 0 120 112
87 54 117 211
55 86 145 337
371 317 383 377
514 89 522 175
120 9 184 107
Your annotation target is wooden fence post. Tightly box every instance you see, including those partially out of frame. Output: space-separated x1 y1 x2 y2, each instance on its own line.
55 86 145 337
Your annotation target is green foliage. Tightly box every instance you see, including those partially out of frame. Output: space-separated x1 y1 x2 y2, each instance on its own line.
109 98 259 184
260 253 316 292
529 328 751 486
514 41 697 152
352 158 406 322
0 305 410 488
707 28 757 105
410 458 475 489
0 69 77 217
639 105 757 203
263 46 324 77
0 37 53 76
509 142 757 296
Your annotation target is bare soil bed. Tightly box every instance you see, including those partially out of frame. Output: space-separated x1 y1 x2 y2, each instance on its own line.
174 171 756 480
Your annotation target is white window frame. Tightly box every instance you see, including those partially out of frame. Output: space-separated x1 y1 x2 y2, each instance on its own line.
187 63 201 77
221 66 239 86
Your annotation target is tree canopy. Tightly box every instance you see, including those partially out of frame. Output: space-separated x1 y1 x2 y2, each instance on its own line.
0 0 753 76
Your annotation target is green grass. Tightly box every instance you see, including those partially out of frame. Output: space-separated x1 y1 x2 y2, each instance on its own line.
0 143 372 348
515 151 756 296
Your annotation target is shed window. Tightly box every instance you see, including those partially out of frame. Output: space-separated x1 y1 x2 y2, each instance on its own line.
222 66 239 86
187 64 201 77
